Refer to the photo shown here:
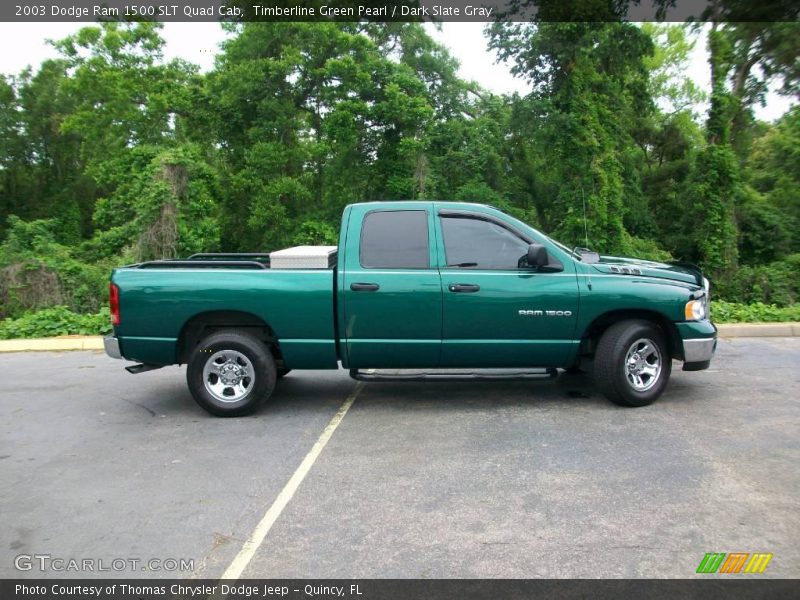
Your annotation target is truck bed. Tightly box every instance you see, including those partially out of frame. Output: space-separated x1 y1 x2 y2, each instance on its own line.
112 255 338 368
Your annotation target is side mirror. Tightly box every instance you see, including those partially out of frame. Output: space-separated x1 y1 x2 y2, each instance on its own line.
527 243 548 268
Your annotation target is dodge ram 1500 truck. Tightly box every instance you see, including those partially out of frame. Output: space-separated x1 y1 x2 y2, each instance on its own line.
105 201 717 416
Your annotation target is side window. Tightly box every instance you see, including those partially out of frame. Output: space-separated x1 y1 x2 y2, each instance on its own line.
441 216 529 270
360 210 430 269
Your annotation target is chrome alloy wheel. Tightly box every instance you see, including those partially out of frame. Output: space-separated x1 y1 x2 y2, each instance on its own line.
202 350 255 403
624 338 662 392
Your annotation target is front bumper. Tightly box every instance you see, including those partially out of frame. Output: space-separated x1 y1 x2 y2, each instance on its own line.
677 320 717 371
104 335 122 359
683 337 717 362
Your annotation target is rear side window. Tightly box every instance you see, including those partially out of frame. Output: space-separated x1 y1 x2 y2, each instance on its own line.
360 210 429 269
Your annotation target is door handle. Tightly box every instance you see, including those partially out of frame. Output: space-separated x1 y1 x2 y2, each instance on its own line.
448 283 480 293
350 282 380 292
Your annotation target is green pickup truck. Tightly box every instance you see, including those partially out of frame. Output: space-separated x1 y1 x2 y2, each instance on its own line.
105 201 716 416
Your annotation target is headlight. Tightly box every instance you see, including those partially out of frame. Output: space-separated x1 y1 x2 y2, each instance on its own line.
685 299 706 321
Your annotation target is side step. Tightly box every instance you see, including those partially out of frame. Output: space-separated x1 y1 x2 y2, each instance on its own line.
349 368 558 382
125 363 164 375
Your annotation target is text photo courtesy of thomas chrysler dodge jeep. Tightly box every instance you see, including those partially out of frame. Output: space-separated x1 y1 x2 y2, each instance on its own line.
104 201 717 416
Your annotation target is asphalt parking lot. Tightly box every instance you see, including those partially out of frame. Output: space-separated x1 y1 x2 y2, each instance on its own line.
1 337 798 579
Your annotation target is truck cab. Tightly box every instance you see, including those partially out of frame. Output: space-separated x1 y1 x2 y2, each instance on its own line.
338 202 580 369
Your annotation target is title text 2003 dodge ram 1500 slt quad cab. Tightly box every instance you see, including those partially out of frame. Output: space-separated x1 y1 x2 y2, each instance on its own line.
105 201 717 416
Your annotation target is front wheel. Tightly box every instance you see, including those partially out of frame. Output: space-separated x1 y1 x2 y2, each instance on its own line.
594 320 671 407
187 330 276 417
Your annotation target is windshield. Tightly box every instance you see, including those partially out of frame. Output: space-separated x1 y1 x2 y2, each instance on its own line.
495 210 585 260
533 228 587 260
544 234 581 258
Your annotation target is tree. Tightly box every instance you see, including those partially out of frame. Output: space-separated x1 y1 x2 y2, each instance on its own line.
676 2 797 279
49 22 216 259
742 107 800 258
488 21 655 252
0 75 25 235
208 22 458 251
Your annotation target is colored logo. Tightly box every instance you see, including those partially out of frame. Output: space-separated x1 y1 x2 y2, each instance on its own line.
696 552 773 574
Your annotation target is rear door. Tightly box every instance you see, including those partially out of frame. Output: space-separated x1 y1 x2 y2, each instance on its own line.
435 208 580 367
341 204 442 368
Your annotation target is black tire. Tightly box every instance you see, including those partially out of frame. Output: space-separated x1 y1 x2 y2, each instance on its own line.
594 319 671 407
276 368 292 379
186 329 276 417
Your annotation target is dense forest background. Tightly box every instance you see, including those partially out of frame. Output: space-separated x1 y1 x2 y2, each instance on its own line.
0 16 799 334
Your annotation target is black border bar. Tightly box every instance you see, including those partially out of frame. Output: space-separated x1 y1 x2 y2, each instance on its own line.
3 1 799 23
3 579 799 600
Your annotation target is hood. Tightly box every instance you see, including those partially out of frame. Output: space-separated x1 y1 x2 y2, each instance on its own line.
590 255 703 286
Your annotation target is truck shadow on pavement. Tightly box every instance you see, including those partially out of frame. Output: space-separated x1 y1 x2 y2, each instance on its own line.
119 367 360 418
122 364 703 418
346 373 603 411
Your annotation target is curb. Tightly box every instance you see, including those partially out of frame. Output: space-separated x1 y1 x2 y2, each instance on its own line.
0 323 798 353
717 323 800 338
0 336 105 353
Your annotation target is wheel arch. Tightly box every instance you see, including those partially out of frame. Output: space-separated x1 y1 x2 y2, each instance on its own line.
176 310 284 365
579 309 683 361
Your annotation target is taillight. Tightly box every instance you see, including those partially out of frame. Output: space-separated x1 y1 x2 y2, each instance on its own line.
109 282 120 326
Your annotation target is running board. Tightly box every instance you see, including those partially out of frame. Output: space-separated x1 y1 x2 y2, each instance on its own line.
349 368 558 382
125 363 164 375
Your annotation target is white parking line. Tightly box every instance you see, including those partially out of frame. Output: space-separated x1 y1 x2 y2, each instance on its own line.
219 382 364 580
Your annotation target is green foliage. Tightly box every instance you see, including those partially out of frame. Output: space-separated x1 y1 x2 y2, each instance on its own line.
488 21 655 253
89 144 221 261
713 254 800 307
622 235 673 263
736 186 793 264
208 22 446 251
711 301 800 324
746 107 800 252
0 217 110 319
0 19 798 332
640 24 706 115
291 220 338 246
0 306 112 340
687 144 740 278
54 22 198 170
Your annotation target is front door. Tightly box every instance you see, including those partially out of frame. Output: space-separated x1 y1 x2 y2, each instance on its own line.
436 210 579 367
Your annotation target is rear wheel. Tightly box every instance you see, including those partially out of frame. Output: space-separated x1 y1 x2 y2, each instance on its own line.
594 320 671 407
187 330 276 417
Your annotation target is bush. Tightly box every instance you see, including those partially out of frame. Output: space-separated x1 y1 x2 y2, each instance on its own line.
0 217 111 319
291 219 338 246
0 306 112 340
714 254 800 307
623 234 673 262
737 187 793 264
711 301 800 323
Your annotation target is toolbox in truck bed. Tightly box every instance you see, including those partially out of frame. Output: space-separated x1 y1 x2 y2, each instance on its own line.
268 246 338 269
